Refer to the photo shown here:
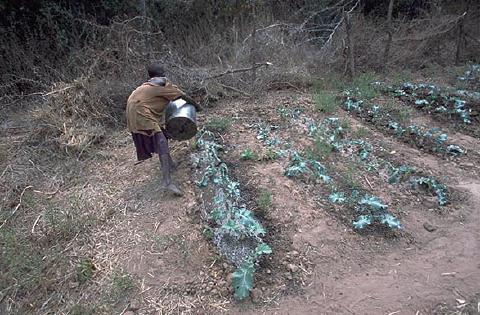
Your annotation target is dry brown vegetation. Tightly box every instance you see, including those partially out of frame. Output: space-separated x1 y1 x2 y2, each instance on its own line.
1 0 480 314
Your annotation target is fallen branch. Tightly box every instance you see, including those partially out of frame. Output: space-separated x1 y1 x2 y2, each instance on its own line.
204 62 272 80
218 83 252 97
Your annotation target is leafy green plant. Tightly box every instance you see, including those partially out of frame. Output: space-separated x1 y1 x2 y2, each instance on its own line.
329 192 346 203
411 177 448 205
195 130 272 300
388 165 416 184
284 152 331 183
376 81 473 124
354 195 401 229
342 93 465 157
240 148 259 161
232 243 272 300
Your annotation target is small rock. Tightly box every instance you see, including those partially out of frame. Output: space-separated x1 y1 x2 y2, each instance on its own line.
129 300 140 311
251 288 263 303
69 282 79 289
266 269 271 274
423 222 437 232
287 263 299 273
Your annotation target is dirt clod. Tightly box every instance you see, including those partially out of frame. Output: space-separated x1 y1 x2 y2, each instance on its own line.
423 222 437 232
287 263 299 273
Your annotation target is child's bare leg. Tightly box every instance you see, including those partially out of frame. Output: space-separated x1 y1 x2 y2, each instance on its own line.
157 132 183 196
168 153 177 172
159 154 182 196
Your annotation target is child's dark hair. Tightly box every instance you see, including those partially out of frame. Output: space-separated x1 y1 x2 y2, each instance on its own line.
147 63 165 78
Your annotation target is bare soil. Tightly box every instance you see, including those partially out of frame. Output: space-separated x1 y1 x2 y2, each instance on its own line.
1 88 479 314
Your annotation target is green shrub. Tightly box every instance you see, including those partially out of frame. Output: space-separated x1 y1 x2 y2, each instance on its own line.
314 91 338 113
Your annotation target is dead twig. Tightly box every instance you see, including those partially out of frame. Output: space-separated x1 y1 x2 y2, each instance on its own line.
218 83 251 97
320 0 360 55
31 213 42 234
364 175 374 189
204 62 272 80
0 185 33 229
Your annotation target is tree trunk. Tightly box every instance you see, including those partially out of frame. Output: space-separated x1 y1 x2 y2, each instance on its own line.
251 1 258 90
344 11 355 79
383 0 394 72
139 0 151 58
455 16 465 65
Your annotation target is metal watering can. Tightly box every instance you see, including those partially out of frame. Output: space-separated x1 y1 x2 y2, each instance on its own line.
165 98 198 140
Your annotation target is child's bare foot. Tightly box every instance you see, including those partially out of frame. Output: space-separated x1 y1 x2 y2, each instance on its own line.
163 182 183 196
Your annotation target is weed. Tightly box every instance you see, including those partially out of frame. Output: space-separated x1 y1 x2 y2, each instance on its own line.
256 190 272 212
392 69 413 84
355 126 372 138
44 205 96 241
397 107 412 123
70 305 96 315
240 148 259 161
314 91 338 113
152 234 172 251
108 271 135 303
350 72 379 100
262 148 280 161
205 117 232 133
343 162 362 190
314 72 347 91
202 225 214 240
383 100 411 123
340 118 350 130
76 258 95 284
0 229 43 292
306 137 333 160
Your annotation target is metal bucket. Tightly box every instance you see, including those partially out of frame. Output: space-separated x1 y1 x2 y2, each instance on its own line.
165 98 197 140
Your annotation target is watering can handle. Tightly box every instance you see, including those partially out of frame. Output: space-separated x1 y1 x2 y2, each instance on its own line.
177 95 203 112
